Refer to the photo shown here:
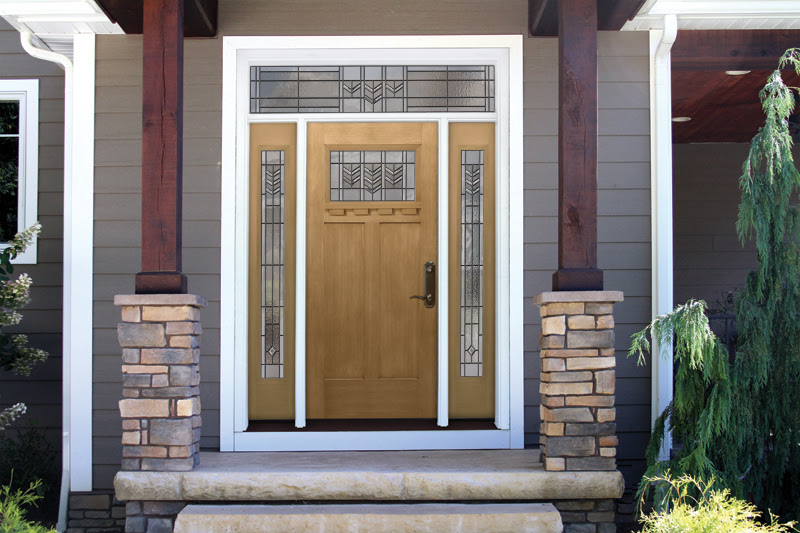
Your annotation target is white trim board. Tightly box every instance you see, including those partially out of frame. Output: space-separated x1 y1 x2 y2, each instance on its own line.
220 35 524 452
0 78 38 264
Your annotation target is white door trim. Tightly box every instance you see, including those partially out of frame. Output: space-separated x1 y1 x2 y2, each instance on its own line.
220 35 523 452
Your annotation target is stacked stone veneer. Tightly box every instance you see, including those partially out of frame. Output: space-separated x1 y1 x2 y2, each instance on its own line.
534 291 624 473
114 294 207 473
66 492 125 532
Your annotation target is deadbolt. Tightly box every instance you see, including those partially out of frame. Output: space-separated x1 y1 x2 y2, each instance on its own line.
410 261 436 308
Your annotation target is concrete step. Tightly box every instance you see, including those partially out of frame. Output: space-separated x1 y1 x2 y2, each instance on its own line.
173 503 563 532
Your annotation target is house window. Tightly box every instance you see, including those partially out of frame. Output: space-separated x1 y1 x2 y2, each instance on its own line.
250 65 495 113
0 80 39 263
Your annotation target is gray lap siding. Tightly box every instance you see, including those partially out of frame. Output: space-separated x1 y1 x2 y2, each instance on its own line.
92 0 651 490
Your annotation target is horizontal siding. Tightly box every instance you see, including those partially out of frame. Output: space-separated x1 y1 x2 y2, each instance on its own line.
673 144 758 307
522 34 652 487
91 0 653 491
0 20 64 450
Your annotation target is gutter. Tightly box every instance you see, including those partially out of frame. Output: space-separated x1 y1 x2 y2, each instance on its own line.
19 31 74 533
649 13 677 461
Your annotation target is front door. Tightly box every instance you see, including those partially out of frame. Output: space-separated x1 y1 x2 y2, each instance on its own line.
306 122 438 419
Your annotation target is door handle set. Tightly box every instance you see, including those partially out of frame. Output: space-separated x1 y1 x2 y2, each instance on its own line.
410 261 436 308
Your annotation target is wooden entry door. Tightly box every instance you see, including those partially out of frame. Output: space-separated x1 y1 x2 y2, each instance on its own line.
307 123 438 419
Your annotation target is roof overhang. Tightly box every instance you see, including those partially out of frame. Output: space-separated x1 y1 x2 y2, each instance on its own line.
0 0 122 59
529 0 648 36
624 0 800 30
93 0 218 38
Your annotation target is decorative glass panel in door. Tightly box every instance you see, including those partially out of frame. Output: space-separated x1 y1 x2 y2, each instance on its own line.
448 123 495 418
248 123 297 420
306 123 438 419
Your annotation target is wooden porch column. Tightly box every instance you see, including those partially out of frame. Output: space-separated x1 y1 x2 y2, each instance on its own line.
553 0 603 291
135 0 187 294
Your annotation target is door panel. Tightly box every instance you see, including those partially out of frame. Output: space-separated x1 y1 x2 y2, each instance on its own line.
448 123 496 418
307 122 438 419
248 123 297 420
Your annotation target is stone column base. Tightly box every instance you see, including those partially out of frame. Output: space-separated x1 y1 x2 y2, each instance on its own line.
114 294 207 472
534 291 624 472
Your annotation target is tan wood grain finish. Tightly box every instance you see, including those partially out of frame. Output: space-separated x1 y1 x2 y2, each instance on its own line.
248 123 297 420
307 122 438 419
448 123 496 418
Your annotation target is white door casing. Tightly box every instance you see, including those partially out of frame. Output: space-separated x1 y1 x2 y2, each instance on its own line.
220 36 523 451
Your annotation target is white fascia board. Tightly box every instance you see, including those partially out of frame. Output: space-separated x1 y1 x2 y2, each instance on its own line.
645 1 800 17
0 1 101 16
626 0 800 30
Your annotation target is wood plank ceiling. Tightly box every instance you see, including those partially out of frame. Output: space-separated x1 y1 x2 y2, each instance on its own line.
671 30 800 143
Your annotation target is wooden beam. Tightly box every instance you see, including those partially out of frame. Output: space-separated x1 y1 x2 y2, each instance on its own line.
597 0 647 31
672 30 800 71
135 0 187 294
529 0 557 37
553 0 603 291
94 0 217 37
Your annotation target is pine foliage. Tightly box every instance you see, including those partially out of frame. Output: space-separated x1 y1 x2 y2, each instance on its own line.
732 48 800 518
629 300 735 504
631 49 800 520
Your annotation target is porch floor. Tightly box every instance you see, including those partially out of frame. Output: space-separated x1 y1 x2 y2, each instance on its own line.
114 449 624 503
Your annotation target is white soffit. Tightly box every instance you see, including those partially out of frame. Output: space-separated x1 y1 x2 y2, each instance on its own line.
0 0 121 58
624 0 800 31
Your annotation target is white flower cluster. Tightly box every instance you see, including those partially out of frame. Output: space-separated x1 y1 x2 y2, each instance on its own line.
0 402 27 430
7 222 41 257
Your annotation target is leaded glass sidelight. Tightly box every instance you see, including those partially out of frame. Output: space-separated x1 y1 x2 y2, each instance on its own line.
250 65 495 113
261 150 285 378
330 150 415 201
461 150 484 377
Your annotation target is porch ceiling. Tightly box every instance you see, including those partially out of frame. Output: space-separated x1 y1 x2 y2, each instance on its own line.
671 30 800 144
529 0 647 36
93 0 217 37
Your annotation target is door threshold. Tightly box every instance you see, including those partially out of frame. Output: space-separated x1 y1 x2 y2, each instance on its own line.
245 419 495 432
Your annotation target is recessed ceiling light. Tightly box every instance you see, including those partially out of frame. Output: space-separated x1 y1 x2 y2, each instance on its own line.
672 117 692 123
725 70 751 76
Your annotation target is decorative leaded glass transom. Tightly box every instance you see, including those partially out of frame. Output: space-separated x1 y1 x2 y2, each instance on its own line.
330 150 415 202
250 65 495 113
261 150 285 378
461 150 484 377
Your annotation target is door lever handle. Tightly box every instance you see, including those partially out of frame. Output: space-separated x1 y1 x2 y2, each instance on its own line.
409 261 436 308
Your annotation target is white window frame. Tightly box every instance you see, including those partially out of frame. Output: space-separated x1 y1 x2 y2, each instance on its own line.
0 79 38 264
220 36 523 452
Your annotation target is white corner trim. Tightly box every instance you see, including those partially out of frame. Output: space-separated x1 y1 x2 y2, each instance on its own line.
649 16 677 461
507 34 524 445
0 77 38 264
65 32 95 493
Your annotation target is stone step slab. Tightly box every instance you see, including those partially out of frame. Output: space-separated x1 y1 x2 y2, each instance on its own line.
173 503 563 533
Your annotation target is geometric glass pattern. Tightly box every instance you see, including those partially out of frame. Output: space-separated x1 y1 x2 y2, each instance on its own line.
330 150 415 201
460 150 484 377
261 150 285 378
250 65 495 113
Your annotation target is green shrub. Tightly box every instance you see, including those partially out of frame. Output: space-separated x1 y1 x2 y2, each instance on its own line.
640 475 796 533
0 480 56 533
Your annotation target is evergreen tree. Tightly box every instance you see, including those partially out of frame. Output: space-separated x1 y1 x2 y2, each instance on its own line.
0 224 47 429
733 48 800 518
631 49 800 519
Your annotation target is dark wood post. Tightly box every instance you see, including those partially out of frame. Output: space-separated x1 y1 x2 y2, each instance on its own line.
135 0 187 294
553 0 603 291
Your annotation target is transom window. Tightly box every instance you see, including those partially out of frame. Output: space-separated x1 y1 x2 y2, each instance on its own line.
250 65 495 113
